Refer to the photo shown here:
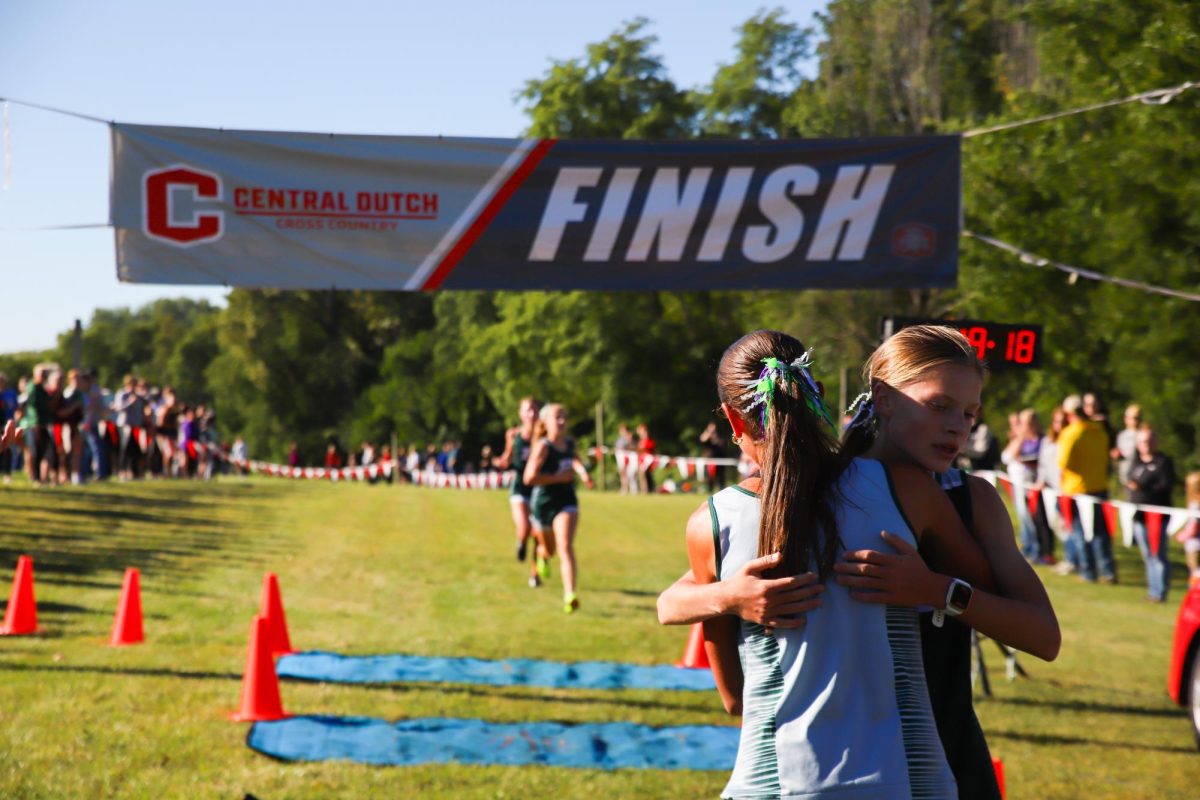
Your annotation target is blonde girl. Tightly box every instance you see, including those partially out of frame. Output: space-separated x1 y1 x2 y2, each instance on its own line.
524 403 594 613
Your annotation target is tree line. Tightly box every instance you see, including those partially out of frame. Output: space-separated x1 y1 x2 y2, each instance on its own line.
3 1 1197 469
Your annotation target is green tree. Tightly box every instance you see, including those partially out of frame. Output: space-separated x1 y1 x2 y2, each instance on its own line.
206 289 436 462
518 18 695 139
695 8 813 138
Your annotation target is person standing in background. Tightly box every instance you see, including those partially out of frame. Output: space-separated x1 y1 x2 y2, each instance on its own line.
231 436 249 475
24 365 53 484
1111 404 1141 498
1058 395 1116 584
80 370 110 481
113 374 146 480
0 374 17 484
635 423 657 494
956 410 1000 471
1126 427 1176 602
57 369 86 485
1037 407 1068 569
1002 409 1043 560
698 420 729 493
613 423 635 495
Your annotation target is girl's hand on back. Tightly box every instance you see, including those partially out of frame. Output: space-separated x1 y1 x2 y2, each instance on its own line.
834 531 949 608
723 552 825 628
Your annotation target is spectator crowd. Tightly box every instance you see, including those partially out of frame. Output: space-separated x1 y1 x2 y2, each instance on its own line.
6 363 1195 599
953 391 1198 600
0 364 226 486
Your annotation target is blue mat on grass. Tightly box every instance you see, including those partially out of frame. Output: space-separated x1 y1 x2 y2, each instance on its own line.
248 716 739 770
276 651 717 692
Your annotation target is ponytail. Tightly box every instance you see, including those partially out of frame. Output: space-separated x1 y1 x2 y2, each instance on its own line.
717 331 845 578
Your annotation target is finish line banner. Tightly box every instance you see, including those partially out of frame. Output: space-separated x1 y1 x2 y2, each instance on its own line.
111 124 960 290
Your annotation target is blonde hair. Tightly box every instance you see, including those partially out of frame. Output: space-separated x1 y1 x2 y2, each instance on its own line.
533 403 564 441
865 325 986 389
843 325 987 459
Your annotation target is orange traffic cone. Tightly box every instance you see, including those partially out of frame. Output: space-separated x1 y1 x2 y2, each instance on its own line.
109 567 144 646
675 622 711 669
231 615 289 722
258 572 296 657
1 555 38 636
992 757 1006 799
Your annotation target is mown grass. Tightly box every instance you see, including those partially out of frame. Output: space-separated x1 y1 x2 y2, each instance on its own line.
0 476 1195 798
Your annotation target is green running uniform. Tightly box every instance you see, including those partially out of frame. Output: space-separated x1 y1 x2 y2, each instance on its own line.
509 432 534 503
530 438 579 529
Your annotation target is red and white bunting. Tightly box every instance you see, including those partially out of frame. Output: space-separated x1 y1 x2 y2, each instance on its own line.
975 470 1200 550
1076 495 1098 542
405 469 515 490
1042 488 1064 538
223 457 397 482
611 449 738 476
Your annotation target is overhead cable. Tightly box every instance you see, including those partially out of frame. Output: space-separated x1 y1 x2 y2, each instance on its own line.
961 80 1198 138
963 230 1200 303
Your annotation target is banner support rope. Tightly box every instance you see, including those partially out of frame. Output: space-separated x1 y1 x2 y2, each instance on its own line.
961 80 1198 138
0 97 113 126
964 230 1200 303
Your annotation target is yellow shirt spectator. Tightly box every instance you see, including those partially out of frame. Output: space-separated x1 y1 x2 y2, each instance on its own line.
1058 419 1110 495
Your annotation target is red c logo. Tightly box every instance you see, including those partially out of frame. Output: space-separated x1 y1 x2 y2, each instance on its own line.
143 165 224 246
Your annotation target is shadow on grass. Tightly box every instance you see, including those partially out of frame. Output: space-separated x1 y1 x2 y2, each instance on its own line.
35 576 221 600
0 660 241 682
35 601 107 616
989 695 1181 718
988 727 1195 754
279 677 716 714
0 481 295 586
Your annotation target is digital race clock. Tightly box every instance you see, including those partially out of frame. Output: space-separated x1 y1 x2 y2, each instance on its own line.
880 317 1044 370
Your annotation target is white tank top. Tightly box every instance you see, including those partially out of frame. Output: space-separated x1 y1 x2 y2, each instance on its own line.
713 458 955 800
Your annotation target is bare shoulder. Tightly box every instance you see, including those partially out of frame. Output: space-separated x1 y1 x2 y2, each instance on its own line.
886 462 941 498
884 462 957 535
965 474 1006 512
685 499 714 543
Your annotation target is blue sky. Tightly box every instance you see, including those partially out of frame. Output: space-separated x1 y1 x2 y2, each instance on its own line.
0 1 825 353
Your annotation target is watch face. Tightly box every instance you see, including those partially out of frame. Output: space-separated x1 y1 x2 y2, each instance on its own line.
949 580 973 611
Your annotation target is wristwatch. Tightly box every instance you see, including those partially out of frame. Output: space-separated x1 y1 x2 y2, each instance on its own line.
944 578 973 617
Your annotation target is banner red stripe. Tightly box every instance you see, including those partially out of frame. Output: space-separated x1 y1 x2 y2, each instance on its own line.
421 138 557 290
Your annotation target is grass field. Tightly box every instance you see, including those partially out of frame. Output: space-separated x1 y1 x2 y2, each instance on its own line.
0 476 1196 798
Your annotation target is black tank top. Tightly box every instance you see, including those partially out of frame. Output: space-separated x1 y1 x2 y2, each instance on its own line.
921 471 1002 800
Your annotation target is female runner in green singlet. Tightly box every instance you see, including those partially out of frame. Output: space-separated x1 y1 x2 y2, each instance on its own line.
494 397 543 588
525 403 594 613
